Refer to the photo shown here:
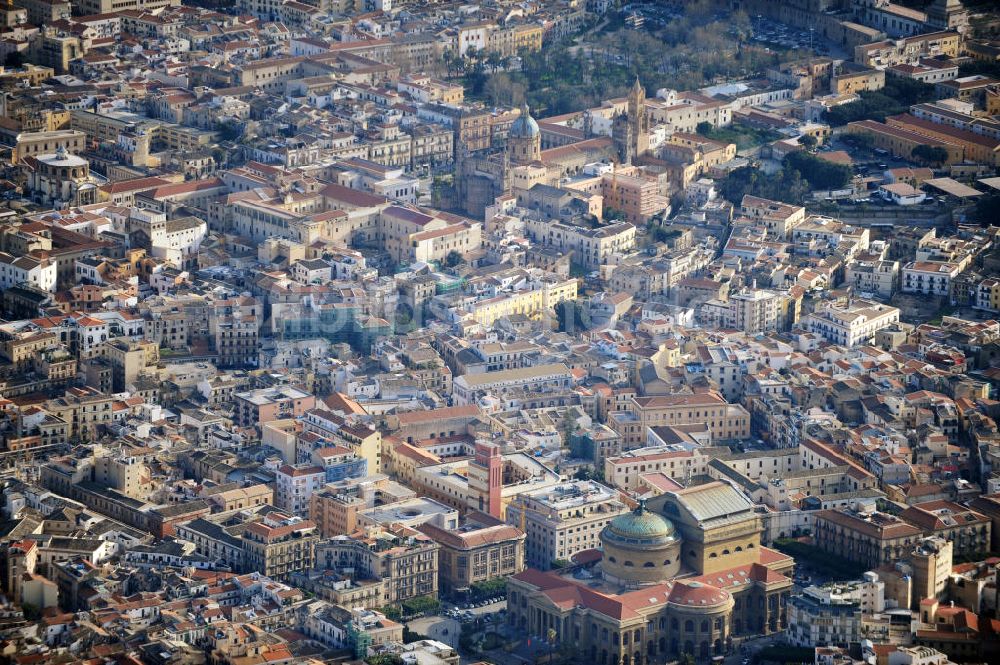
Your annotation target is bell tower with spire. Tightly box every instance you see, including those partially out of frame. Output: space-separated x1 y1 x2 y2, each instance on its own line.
628 76 649 159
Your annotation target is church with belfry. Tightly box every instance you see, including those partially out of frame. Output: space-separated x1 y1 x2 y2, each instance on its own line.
450 102 619 218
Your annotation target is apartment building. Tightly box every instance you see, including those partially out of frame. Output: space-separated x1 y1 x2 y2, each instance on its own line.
504 480 628 570
832 63 886 95
452 363 574 405
75 0 180 14
975 277 1000 312
316 525 439 604
201 483 273 513
888 59 959 84
310 488 367 538
935 75 999 107
600 172 670 225
233 386 316 428
854 31 961 69
242 514 320 582
813 506 923 569
741 195 807 239
645 90 733 133
42 387 114 441
910 100 1000 141
604 445 712 492
803 299 901 347
523 218 636 270
12 130 86 164
176 509 319 581
0 252 57 293
846 260 899 298
487 22 544 58
464 277 578 328
726 289 786 334
788 575 886 647
612 392 751 447
275 464 327 517
301 408 382 474
899 500 991 558
902 261 962 298
418 514 525 594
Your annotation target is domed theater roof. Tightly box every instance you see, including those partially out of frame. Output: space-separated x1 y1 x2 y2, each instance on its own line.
667 580 730 607
604 500 677 545
509 104 540 139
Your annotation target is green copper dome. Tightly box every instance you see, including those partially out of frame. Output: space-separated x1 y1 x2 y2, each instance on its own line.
604 500 677 545
510 104 540 139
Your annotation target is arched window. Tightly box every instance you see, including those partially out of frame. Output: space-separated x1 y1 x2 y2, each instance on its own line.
608 556 617 563
709 552 717 558
722 549 730 555
663 559 671 566
684 620 694 633
700 621 709 634
624 561 634 567
644 562 655 567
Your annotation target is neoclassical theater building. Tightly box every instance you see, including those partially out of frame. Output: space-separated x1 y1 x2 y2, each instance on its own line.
506 481 794 663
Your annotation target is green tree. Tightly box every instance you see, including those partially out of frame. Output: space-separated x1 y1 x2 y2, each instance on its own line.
560 409 579 445
784 151 852 190
444 250 464 268
696 121 713 136
379 604 403 620
911 144 948 166
401 595 440 616
459 622 480 654
799 134 818 150
574 466 605 482
844 131 875 152
442 49 461 78
825 78 936 126
403 627 429 644
547 627 558 665
555 300 589 334
471 577 508 599
604 206 626 221
4 51 25 68
217 120 242 141
20 602 39 620
971 193 1000 227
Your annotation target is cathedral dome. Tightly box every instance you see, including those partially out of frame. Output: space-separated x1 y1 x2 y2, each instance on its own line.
604 501 677 545
509 105 540 139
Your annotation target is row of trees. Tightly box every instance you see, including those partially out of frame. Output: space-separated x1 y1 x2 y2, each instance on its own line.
719 151 853 206
378 594 440 620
